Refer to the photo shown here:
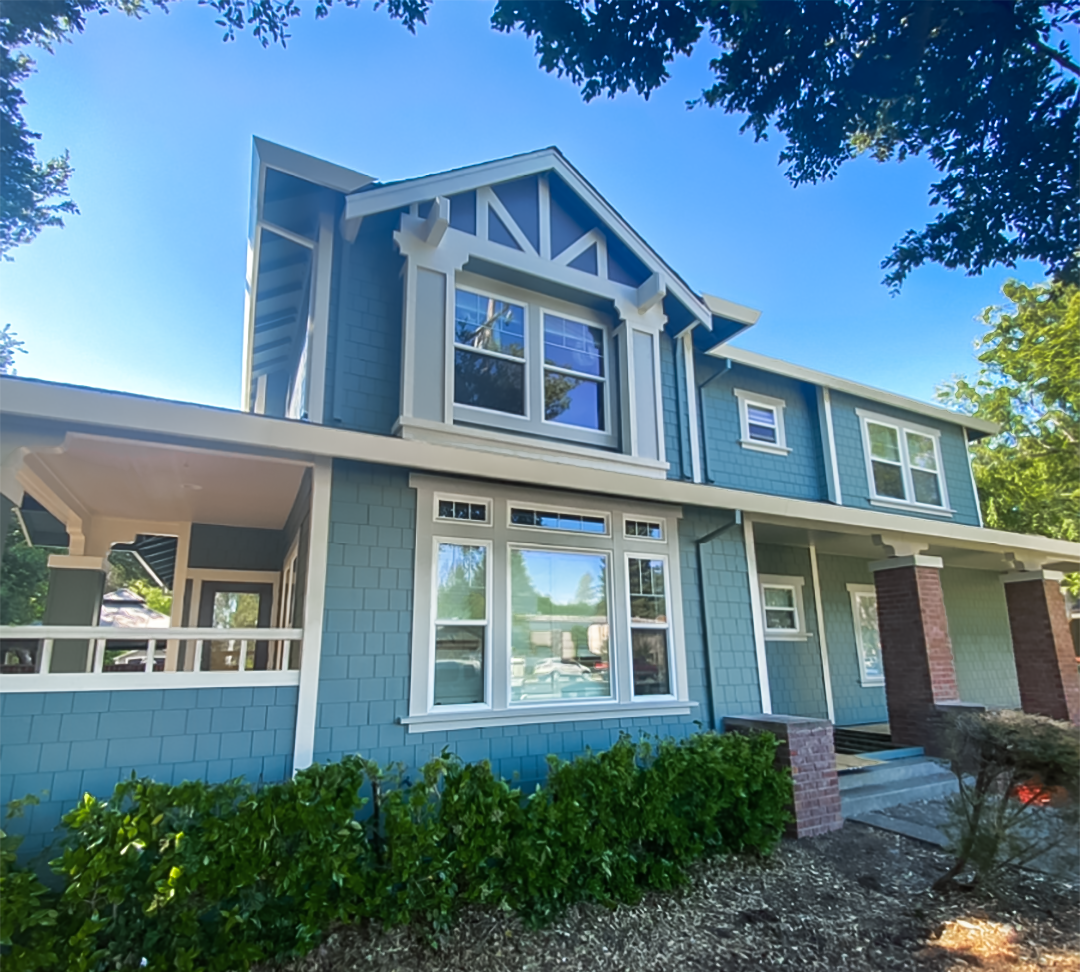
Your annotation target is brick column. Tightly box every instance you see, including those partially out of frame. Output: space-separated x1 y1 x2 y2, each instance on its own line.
1002 571 1080 725
870 555 959 756
725 714 842 839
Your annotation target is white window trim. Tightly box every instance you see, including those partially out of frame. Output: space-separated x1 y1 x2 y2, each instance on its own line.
734 388 790 456
758 573 807 641
406 474 692 731
452 275 618 451
539 308 614 442
856 408 954 516
507 502 611 537
623 515 666 542
846 583 885 687
434 491 493 526
625 551 676 701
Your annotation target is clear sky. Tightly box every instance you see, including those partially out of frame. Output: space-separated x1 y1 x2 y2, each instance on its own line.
0 1 1047 410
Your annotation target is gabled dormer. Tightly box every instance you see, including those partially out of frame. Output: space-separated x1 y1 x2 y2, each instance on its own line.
243 141 759 479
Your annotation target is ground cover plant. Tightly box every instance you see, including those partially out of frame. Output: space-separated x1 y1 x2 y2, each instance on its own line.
0 730 790 972
934 709 1080 892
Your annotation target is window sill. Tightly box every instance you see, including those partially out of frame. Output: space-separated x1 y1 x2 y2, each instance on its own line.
396 416 670 479
400 699 696 734
738 439 791 456
859 678 885 688
868 497 955 518
764 633 809 642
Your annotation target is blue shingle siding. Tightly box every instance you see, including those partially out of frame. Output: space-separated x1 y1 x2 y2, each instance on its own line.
658 332 691 481
755 544 830 719
698 362 827 501
941 567 1020 708
829 391 981 526
814 553 888 726
316 462 763 784
0 687 297 858
326 211 404 433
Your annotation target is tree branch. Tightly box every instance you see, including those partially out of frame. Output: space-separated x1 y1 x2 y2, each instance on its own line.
1034 38 1080 77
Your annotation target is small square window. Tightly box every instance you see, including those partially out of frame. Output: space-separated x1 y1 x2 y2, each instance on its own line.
758 575 807 639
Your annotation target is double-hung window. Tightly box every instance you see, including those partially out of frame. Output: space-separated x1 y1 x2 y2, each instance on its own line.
847 584 884 686
857 409 951 513
408 476 691 730
734 389 789 455
451 276 616 450
758 574 807 640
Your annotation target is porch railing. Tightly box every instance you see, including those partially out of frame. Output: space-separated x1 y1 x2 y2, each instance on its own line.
0 626 304 687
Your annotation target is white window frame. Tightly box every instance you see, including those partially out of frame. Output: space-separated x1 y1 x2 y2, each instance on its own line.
451 273 619 451
758 574 807 641
406 475 692 731
434 491 493 526
506 502 610 537
623 516 666 542
539 308 614 440
430 536 494 712
734 388 790 455
856 408 953 516
846 583 885 687
625 551 676 701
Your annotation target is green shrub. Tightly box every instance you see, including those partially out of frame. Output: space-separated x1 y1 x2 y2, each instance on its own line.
934 709 1080 891
1 799 60 972
1 730 791 971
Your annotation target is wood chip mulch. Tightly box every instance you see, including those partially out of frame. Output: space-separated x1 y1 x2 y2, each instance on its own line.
276 822 1080 972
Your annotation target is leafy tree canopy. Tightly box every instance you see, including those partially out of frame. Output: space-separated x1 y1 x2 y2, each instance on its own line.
492 1 1079 290
939 280 1079 550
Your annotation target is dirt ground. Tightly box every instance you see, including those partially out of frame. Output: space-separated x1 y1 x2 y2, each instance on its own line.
278 821 1079 972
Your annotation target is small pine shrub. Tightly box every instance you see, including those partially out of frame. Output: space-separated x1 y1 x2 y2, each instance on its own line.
0 730 791 971
934 709 1080 891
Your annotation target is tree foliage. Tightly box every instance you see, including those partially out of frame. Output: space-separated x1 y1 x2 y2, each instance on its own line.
0 323 26 373
0 517 51 625
939 281 1079 546
491 0 1080 289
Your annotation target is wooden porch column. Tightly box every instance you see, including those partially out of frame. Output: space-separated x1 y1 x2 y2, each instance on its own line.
1002 571 1080 725
870 555 960 756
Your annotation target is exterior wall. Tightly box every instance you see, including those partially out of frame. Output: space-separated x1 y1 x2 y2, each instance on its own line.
755 544 829 719
0 687 297 858
325 211 404 434
698 361 827 501
313 461 765 786
659 332 691 482
188 524 285 571
940 567 1021 708
815 553 888 726
830 391 981 526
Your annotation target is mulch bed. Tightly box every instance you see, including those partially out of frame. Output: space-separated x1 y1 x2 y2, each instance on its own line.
278 822 1079 972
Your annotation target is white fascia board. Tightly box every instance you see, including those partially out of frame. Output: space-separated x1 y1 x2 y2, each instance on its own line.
701 294 762 327
2 376 1071 565
711 345 1000 436
253 137 376 194
343 148 713 326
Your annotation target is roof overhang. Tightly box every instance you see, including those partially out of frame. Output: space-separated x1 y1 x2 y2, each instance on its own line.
709 345 1000 437
4 377 1065 570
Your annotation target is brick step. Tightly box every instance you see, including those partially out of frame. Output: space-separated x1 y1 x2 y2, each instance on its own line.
840 770 959 818
838 755 946 791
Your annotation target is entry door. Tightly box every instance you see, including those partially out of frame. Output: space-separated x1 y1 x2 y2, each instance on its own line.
197 581 274 671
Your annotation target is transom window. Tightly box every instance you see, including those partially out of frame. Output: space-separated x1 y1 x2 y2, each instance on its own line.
847 584 884 686
408 476 690 729
625 519 663 540
543 314 606 431
509 507 608 535
734 389 789 455
758 574 807 640
858 410 950 511
437 496 490 523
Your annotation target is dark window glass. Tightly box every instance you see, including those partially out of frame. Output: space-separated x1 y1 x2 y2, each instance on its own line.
545 372 604 429
871 461 906 500
454 350 526 415
434 625 485 705
454 291 524 358
544 315 604 376
438 500 455 519
470 504 487 521
631 629 670 696
510 508 536 526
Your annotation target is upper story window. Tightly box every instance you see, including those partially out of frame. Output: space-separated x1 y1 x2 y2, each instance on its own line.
734 389 790 456
856 409 952 514
451 279 617 451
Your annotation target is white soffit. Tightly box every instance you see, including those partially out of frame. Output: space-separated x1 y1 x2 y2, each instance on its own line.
254 137 375 195
712 345 999 436
702 294 762 326
24 433 308 529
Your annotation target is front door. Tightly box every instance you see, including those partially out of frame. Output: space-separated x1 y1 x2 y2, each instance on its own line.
196 581 274 670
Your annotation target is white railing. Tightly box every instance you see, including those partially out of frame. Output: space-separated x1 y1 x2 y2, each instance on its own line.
0 626 304 692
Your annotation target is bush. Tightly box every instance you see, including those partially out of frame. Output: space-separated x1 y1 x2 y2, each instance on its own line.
934 709 1080 891
1 730 791 971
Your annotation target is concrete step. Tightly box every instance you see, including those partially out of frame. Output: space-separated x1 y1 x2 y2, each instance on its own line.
838 755 948 791
840 770 959 818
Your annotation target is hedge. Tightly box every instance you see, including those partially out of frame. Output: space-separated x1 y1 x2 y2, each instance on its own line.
1 730 791 972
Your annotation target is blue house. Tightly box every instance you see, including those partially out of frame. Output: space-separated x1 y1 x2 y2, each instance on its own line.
2 140 1078 854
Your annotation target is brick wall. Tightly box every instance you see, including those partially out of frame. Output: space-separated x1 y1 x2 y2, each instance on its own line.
725 714 842 838
873 564 959 752
830 391 981 527
314 461 765 785
325 211 404 433
0 686 297 858
698 362 827 501
1003 577 1080 724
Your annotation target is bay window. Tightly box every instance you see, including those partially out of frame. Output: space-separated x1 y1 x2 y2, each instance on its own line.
407 476 691 730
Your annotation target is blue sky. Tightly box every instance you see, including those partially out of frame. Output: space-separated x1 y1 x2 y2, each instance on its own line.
0 2 1047 409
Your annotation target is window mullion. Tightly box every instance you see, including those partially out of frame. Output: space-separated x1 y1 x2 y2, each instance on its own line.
897 429 916 504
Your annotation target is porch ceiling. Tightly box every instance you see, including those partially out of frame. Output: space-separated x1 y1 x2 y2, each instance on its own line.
752 519 1076 574
21 433 308 530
